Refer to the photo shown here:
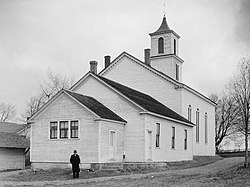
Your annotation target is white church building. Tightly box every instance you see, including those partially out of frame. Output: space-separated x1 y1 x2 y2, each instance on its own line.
29 16 216 169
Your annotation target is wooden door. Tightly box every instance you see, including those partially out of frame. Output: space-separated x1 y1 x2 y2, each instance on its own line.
109 131 116 160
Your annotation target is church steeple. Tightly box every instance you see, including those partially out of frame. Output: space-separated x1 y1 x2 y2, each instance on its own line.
149 16 183 82
149 16 171 36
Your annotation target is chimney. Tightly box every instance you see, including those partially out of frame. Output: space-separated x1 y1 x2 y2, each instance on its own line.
90 60 98 74
144 49 151 66
104 55 111 68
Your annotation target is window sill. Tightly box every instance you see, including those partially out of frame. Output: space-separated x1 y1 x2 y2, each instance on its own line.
49 138 80 141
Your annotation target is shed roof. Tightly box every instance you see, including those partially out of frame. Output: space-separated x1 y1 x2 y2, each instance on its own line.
65 90 126 123
0 132 30 148
97 75 193 125
0 122 25 133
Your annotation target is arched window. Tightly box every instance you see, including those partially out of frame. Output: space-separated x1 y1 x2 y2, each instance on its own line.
187 105 192 121
196 109 200 143
158 37 164 54
174 39 176 55
205 113 208 144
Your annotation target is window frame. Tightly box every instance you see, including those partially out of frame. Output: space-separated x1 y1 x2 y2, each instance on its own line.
188 105 192 121
70 120 79 139
171 126 175 149
49 120 80 140
50 121 58 139
196 109 200 143
156 123 160 148
158 37 164 54
176 64 179 81
174 39 176 55
184 129 187 150
205 113 208 144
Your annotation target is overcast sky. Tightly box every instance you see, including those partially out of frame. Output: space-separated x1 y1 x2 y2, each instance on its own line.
0 0 249 121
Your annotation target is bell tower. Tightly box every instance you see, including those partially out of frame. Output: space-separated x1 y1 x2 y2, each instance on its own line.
149 16 184 82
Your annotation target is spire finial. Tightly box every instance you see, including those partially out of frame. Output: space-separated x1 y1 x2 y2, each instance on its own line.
163 3 166 17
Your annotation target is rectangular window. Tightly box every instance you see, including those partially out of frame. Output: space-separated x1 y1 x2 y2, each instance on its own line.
205 113 208 144
184 129 187 150
196 110 199 143
172 127 175 149
176 64 179 81
156 123 160 147
70 121 79 138
50 122 58 139
60 121 68 139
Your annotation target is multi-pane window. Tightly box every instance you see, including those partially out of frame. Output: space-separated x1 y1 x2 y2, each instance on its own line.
156 123 160 147
184 129 187 150
196 109 200 143
188 105 192 121
70 121 79 138
158 37 164 54
205 113 208 144
50 120 79 139
176 64 179 81
50 122 58 139
60 121 68 139
172 127 175 149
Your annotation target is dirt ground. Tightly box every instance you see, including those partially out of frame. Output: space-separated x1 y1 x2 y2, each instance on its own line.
0 157 249 187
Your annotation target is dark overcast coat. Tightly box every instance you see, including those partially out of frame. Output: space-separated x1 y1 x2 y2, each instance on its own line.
70 154 81 172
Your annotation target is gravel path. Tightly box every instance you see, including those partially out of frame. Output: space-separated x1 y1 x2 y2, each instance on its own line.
0 157 244 187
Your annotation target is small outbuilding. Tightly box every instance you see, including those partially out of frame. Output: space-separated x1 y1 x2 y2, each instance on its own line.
0 132 30 171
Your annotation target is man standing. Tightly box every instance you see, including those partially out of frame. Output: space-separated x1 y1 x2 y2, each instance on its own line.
70 150 81 178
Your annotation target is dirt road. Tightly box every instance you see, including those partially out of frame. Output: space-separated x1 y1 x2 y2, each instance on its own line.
0 157 245 187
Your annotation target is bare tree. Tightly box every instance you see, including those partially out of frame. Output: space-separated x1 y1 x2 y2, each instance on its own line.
0 102 16 122
210 93 239 153
24 69 74 120
228 57 250 168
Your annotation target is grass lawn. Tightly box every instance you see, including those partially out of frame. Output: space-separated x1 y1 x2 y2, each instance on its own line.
4 156 223 182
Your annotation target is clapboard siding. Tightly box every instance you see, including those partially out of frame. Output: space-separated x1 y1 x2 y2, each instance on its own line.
101 55 215 156
99 121 125 163
0 148 25 170
72 76 145 162
31 93 99 166
144 115 193 162
182 89 215 156
102 56 182 114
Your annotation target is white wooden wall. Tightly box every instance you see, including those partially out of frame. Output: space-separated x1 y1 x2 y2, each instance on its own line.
0 148 25 170
31 93 99 166
72 76 146 162
101 56 182 114
99 121 125 163
144 114 193 162
181 89 215 156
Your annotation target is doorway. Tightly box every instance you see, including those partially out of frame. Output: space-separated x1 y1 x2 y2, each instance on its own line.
109 131 116 160
146 131 152 161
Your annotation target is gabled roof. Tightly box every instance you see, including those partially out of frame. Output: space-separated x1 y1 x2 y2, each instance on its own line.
0 122 25 133
95 75 193 125
149 16 180 38
99 51 216 106
29 89 126 124
65 90 126 123
0 132 30 148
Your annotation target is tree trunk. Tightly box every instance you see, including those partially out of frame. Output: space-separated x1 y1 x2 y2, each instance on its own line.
245 131 248 168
